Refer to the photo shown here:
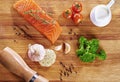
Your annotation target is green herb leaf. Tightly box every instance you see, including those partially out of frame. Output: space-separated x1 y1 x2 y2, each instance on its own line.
88 39 99 53
76 36 87 56
24 9 52 25
96 50 106 60
80 52 96 62
78 36 87 48
76 48 85 56
76 36 107 62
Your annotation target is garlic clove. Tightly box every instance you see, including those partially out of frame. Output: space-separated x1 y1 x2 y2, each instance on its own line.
54 42 71 54
64 42 71 54
54 44 62 51
28 44 46 62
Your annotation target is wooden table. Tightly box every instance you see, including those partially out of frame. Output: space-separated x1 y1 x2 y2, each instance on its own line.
0 0 120 82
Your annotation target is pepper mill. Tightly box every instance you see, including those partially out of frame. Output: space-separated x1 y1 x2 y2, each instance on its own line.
0 47 48 82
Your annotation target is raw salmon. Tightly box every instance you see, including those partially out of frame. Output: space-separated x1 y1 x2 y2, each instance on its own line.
13 0 62 44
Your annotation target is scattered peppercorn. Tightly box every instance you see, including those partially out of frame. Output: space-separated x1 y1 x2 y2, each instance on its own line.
13 24 32 39
59 62 77 81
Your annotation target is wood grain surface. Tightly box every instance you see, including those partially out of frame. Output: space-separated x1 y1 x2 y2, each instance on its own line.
0 0 120 82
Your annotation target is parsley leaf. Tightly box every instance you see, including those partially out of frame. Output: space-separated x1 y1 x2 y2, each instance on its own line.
76 36 107 62
96 50 106 60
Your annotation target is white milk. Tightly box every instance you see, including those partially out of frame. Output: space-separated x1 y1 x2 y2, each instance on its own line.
90 5 112 27
90 0 115 27
95 7 109 21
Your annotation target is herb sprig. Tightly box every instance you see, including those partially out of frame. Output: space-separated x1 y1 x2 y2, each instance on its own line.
24 9 56 24
76 36 106 62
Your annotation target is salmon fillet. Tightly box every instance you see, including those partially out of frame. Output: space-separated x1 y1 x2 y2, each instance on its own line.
13 0 62 44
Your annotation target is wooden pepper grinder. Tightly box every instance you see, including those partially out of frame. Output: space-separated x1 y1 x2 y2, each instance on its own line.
0 47 48 82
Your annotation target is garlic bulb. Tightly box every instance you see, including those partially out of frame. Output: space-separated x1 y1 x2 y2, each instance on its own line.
28 44 46 62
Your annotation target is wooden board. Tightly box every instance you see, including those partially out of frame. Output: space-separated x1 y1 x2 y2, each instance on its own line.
0 0 120 82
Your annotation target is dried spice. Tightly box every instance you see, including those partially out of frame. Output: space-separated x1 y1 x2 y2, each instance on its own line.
68 31 72 34
70 37 73 40
68 28 77 40
74 32 77 35
13 39 17 43
60 62 66 68
71 64 74 69
70 29 73 32
68 29 73 34
13 24 32 39
24 24 29 30
60 76 63 81
59 62 77 81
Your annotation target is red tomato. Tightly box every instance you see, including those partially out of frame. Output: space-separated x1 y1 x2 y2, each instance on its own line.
72 2 82 13
62 8 72 19
72 13 83 24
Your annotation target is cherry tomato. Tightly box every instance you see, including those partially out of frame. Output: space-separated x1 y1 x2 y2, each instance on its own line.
72 2 82 13
72 13 83 24
62 8 72 19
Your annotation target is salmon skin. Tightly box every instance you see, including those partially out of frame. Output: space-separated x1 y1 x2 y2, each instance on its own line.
13 0 62 44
